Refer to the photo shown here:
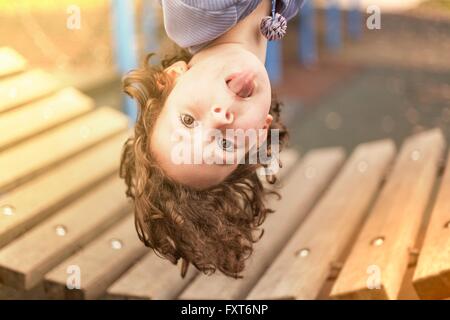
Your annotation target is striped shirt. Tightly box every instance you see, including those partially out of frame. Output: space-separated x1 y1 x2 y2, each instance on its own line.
159 0 304 53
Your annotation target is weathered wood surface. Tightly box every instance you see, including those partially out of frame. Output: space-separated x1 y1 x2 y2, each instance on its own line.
248 139 395 299
330 129 445 300
413 151 450 299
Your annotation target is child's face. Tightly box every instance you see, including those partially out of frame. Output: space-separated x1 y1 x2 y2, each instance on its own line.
151 46 273 189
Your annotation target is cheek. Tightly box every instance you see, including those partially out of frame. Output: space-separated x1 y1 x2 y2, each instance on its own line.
238 102 271 130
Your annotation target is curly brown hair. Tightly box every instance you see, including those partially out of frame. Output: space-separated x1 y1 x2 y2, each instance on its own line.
119 47 288 279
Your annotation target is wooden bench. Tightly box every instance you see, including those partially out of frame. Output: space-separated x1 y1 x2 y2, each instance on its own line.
1 47 450 300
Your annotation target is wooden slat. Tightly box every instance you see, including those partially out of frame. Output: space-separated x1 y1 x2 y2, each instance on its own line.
44 214 147 300
330 129 446 300
413 151 450 299
0 47 27 78
103 149 298 300
179 147 346 299
0 132 129 248
0 88 94 151
247 139 396 300
0 176 130 290
0 283 46 300
106 252 198 300
0 69 60 113
0 107 128 192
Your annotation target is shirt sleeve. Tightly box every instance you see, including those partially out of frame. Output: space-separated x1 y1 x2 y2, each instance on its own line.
159 0 238 49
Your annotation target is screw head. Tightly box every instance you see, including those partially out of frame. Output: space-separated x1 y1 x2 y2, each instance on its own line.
1 205 15 216
357 160 369 173
410 150 421 161
110 239 123 250
296 248 310 258
371 236 385 247
55 225 67 236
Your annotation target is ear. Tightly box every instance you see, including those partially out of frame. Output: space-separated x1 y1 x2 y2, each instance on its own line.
263 114 273 130
164 61 188 80
257 114 273 148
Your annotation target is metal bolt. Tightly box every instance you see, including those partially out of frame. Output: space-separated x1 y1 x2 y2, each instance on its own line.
296 248 310 258
410 150 421 161
110 239 123 250
1 205 15 216
357 160 369 173
55 225 67 236
371 236 385 247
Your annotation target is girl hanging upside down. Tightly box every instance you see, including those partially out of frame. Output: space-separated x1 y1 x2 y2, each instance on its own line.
120 0 304 279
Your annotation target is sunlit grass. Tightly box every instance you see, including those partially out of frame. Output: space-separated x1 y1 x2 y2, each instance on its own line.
0 0 108 12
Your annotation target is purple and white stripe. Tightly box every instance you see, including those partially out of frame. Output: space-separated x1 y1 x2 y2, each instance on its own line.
159 0 304 53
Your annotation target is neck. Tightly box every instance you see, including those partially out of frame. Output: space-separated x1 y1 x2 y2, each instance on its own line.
190 0 271 65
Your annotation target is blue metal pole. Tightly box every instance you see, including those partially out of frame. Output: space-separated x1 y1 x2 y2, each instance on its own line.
298 0 317 66
111 0 138 123
325 0 341 52
348 0 362 40
265 40 282 86
142 0 159 54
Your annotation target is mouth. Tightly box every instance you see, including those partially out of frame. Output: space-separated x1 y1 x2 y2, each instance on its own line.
226 70 256 98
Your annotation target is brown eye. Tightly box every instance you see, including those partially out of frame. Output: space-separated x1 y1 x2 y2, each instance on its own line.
180 114 196 128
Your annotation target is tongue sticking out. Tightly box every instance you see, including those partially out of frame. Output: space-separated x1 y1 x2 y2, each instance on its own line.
226 71 256 98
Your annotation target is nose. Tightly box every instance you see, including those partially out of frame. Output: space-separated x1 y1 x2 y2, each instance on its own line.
210 106 234 125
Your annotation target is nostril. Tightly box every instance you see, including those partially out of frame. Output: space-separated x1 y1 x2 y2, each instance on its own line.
225 112 230 120
213 107 221 113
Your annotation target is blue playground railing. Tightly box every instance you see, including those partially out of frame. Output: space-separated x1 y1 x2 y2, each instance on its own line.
299 0 317 67
265 0 362 84
348 0 363 40
112 0 362 120
325 0 342 52
111 0 139 123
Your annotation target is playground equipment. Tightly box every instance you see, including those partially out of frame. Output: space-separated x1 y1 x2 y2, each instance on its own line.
1 47 450 300
111 0 363 119
266 0 362 83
